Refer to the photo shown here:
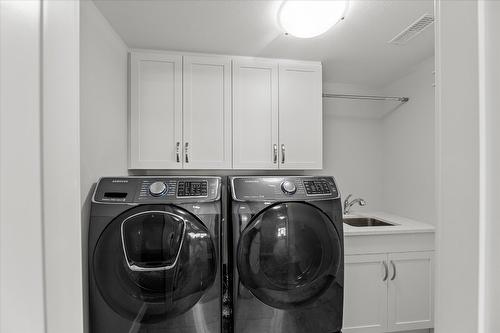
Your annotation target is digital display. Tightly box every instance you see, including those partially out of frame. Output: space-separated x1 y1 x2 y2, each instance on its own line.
303 180 332 195
177 181 208 197
103 192 127 199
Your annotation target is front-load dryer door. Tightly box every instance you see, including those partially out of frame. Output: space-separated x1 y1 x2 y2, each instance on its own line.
237 202 341 309
92 204 217 324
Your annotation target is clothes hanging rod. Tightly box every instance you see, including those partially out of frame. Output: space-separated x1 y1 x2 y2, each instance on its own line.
322 93 409 103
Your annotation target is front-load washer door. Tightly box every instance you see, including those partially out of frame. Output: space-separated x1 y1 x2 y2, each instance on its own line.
237 202 341 309
93 204 217 324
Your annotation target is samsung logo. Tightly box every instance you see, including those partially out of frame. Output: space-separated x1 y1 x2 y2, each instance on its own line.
112 179 128 183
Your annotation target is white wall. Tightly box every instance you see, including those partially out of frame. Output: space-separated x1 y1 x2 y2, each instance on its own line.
79 1 128 331
320 75 436 219
80 0 128 205
381 57 435 224
319 83 384 212
0 2 46 332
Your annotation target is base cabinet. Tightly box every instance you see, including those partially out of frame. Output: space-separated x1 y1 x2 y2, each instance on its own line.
343 251 434 333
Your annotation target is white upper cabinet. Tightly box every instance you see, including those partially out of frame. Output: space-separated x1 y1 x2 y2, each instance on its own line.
183 55 231 169
387 251 434 332
129 52 182 169
129 51 323 170
232 59 279 169
278 62 322 169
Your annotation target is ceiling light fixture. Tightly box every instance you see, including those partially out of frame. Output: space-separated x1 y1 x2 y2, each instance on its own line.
278 0 348 38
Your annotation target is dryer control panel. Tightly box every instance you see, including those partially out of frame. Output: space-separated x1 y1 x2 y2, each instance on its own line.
93 177 220 203
230 176 339 202
303 179 332 195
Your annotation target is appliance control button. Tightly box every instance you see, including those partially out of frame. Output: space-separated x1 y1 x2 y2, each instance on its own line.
149 181 167 197
281 181 297 194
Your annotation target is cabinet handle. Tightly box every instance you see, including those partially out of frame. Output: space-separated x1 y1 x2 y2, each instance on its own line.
185 142 189 163
281 144 285 164
382 261 389 282
176 142 180 163
273 144 278 164
390 261 397 280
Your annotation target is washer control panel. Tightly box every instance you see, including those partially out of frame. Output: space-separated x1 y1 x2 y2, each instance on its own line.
93 177 220 203
231 176 339 202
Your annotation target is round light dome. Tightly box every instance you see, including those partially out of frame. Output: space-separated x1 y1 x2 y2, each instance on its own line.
278 0 348 38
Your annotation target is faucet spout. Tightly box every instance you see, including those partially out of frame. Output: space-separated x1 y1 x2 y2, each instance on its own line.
344 194 366 215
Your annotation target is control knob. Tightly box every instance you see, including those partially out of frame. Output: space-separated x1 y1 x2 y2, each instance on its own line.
149 181 167 197
281 180 297 195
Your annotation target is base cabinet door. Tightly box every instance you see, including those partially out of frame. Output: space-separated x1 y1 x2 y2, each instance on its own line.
278 62 322 169
343 254 388 333
183 55 232 169
129 52 183 169
387 251 434 332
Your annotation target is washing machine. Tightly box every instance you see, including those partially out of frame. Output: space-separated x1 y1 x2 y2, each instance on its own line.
229 176 344 333
88 176 224 333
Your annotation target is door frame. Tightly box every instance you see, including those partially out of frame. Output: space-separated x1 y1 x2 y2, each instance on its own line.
0 1 46 332
1 1 84 332
434 1 500 332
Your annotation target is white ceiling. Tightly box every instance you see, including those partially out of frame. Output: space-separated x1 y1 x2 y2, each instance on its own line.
94 0 434 87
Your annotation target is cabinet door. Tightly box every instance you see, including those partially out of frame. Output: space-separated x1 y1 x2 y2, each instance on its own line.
387 251 434 332
183 55 231 169
129 52 182 169
278 62 322 169
232 59 278 169
343 254 388 333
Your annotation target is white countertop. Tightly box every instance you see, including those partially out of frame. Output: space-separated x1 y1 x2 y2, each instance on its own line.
343 211 435 236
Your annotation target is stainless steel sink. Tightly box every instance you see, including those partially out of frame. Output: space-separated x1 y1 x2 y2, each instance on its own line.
344 217 395 227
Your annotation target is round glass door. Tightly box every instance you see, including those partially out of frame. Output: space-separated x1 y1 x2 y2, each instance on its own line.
237 202 341 309
93 205 216 323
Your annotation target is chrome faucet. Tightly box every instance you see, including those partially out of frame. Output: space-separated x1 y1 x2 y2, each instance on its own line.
344 194 366 215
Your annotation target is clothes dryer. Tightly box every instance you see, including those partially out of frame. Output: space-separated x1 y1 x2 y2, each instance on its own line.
229 176 344 333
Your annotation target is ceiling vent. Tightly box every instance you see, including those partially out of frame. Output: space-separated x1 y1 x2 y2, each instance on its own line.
388 14 434 45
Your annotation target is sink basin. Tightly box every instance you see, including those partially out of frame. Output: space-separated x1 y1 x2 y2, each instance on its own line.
344 217 395 227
